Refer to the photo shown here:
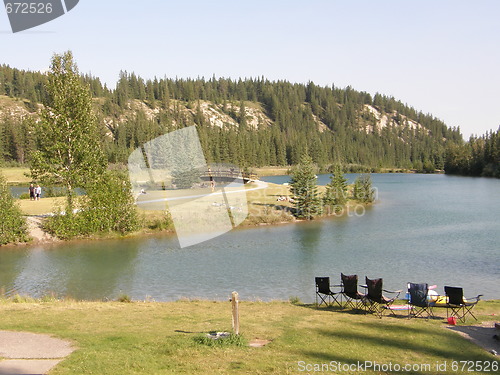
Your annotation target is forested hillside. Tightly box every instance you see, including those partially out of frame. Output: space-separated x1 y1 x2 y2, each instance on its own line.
445 129 500 177
0 63 465 171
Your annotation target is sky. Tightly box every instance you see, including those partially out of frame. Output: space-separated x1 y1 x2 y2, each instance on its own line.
1 0 499 139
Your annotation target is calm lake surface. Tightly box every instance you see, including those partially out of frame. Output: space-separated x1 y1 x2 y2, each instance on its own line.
1 174 499 301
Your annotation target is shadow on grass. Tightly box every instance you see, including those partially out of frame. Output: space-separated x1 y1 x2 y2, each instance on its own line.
302 303 368 316
294 321 495 375
447 325 500 352
174 330 205 334
301 302 445 320
251 202 292 211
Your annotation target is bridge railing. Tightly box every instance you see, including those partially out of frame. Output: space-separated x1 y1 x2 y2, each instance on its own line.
203 170 258 181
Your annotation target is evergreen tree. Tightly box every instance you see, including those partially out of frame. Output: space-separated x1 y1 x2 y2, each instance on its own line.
444 127 500 178
172 169 202 189
290 154 322 219
323 166 348 214
353 175 375 203
238 100 247 131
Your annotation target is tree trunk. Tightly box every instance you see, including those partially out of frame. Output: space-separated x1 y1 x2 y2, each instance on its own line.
67 183 74 214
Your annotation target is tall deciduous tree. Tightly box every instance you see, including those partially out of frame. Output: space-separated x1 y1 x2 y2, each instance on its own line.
290 154 322 219
30 51 106 213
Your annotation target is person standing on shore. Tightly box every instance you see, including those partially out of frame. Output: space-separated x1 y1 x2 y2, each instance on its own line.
28 183 35 201
35 184 42 201
208 167 215 192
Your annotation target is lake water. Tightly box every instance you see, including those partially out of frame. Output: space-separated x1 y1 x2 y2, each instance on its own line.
1 174 499 302
9 186 84 198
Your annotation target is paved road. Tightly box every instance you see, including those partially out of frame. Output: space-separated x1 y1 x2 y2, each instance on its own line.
136 180 268 205
0 331 74 375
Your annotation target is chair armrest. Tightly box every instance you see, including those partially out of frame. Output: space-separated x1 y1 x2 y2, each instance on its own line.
466 294 483 302
384 290 402 300
383 289 402 294
360 284 367 289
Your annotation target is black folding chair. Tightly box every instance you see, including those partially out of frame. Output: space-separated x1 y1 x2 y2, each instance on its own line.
444 286 482 322
315 277 341 307
408 282 434 319
340 273 365 310
364 277 401 318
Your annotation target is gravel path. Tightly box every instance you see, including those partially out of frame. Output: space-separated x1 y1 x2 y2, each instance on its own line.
25 216 56 243
447 321 500 356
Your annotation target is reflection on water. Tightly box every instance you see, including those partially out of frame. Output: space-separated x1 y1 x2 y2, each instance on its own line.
1 174 499 301
1 240 141 299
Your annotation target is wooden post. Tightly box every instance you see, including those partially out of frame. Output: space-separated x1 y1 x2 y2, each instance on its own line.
231 291 240 335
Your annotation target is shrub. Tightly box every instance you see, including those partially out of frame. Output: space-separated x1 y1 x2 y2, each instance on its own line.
144 212 174 231
194 332 246 347
116 294 132 303
0 173 30 245
11 294 36 303
46 172 139 239
289 296 302 305
44 205 84 240
246 208 294 225
44 186 67 198
79 171 139 235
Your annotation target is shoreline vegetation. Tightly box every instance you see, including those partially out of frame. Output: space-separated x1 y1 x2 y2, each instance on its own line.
0 298 498 375
0 165 374 248
254 165 442 176
6 159 495 249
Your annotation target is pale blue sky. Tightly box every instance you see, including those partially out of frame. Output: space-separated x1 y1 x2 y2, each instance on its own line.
1 0 499 138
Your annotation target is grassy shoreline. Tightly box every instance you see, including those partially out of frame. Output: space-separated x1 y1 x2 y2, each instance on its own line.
3 180 368 248
0 298 498 375
1 166 370 247
0 167 32 184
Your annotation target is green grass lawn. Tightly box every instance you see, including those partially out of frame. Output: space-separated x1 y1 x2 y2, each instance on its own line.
253 167 291 176
0 299 498 375
17 197 67 216
0 167 31 184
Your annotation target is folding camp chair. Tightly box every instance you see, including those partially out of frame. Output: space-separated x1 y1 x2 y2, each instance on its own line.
315 277 341 307
364 277 401 318
444 286 482 322
340 273 365 310
408 282 434 319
